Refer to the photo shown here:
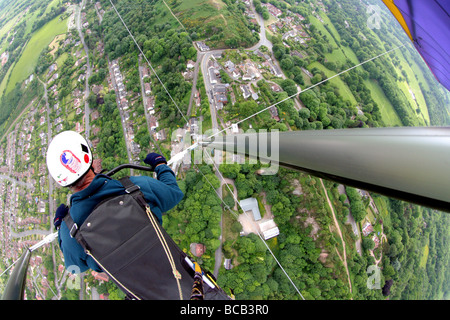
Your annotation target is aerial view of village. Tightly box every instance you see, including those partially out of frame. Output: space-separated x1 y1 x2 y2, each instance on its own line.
0 0 448 301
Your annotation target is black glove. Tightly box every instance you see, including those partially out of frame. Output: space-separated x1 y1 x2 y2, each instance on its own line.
144 153 167 169
54 204 69 229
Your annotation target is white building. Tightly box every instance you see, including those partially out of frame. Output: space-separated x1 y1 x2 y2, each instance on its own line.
259 220 280 240
240 197 261 221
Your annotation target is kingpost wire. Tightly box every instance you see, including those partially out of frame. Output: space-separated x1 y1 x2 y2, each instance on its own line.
206 43 406 141
109 0 190 125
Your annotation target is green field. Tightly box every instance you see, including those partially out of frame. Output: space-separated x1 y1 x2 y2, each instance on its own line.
168 0 255 48
364 79 403 126
0 14 19 40
313 12 360 66
4 15 68 95
309 15 338 46
55 51 69 68
392 49 430 126
420 244 429 268
169 0 228 32
306 8 434 128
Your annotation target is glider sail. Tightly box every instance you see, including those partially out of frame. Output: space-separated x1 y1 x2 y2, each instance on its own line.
382 0 450 91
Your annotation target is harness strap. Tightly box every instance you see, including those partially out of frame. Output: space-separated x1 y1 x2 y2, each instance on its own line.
62 212 90 251
62 177 186 300
190 262 204 300
119 177 150 210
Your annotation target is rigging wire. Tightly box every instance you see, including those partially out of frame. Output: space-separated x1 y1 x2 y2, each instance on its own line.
108 0 308 299
203 148 306 300
0 256 22 279
193 164 241 220
107 1 244 220
109 0 190 126
206 42 406 141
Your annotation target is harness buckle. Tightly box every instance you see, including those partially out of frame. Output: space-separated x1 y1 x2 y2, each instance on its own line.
125 185 140 193
69 223 78 238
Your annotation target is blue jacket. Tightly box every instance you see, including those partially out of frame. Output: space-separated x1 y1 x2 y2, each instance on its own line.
58 164 184 273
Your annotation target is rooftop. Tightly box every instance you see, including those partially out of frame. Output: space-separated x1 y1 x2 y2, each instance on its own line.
240 197 261 221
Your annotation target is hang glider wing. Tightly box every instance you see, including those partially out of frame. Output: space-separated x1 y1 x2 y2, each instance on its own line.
382 0 450 91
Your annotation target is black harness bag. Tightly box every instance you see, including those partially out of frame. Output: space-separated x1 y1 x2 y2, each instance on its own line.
63 177 230 300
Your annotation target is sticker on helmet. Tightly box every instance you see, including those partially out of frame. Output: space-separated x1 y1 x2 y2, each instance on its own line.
81 143 89 153
60 150 82 173
56 174 69 186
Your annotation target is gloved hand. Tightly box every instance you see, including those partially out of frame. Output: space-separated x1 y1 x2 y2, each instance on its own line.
144 153 167 169
54 204 69 229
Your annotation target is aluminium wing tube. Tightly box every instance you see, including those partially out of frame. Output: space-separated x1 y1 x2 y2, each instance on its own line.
2 250 31 300
200 127 450 212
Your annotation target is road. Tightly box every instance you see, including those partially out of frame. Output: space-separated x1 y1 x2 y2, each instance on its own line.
186 50 202 118
107 58 134 169
138 55 163 155
248 7 272 51
76 0 92 138
94 2 103 24
37 77 56 229
248 6 304 110
199 1 278 279
198 4 270 134
200 50 223 133
213 177 238 278
0 174 34 189
320 179 353 296
155 0 304 285
38 71 62 299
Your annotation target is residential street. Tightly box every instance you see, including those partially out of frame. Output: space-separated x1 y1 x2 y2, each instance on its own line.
138 55 162 155
107 58 134 168
199 2 280 278
76 0 92 138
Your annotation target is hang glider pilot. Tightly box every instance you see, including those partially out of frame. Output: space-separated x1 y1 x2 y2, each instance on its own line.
46 130 184 273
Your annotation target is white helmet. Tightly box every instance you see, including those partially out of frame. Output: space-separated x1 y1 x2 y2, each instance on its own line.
46 131 93 187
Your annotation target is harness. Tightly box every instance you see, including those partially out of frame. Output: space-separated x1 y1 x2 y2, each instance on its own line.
63 177 230 300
